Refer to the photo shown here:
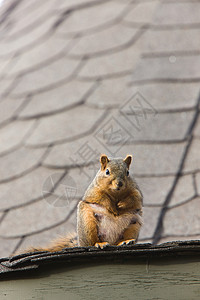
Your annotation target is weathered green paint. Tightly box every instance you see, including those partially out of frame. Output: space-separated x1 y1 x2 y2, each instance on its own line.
0 258 200 300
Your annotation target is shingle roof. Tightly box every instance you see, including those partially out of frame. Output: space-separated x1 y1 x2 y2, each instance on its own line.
0 0 200 257
1 240 200 278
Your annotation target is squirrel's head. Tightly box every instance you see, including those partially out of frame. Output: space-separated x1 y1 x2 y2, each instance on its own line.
97 154 132 192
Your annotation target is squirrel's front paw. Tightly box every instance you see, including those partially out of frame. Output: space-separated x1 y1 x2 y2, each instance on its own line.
117 239 135 246
95 242 109 249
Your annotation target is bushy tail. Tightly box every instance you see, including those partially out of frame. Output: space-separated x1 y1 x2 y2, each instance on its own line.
23 232 78 253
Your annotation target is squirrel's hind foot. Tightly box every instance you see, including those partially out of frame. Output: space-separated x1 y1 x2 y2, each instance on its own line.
117 239 135 246
95 242 110 249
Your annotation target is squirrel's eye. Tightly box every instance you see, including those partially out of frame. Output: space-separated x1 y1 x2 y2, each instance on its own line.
127 170 129 176
105 169 110 175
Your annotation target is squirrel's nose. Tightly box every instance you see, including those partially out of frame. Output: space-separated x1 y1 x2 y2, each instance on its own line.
117 181 123 188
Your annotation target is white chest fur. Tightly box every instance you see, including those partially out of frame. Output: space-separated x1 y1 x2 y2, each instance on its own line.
89 203 137 244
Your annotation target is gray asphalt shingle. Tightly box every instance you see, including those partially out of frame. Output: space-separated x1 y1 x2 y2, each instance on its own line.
0 0 199 257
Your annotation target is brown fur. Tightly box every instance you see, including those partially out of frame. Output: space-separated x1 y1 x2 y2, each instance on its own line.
23 233 77 253
21 154 143 254
77 154 143 247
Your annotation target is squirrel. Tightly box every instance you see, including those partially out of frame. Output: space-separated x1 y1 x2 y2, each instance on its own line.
23 154 143 253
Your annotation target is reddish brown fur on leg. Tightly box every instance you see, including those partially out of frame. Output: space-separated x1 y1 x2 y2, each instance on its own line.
77 201 99 246
117 222 141 246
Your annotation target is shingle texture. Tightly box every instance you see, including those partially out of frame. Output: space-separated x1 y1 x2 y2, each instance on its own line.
0 0 200 257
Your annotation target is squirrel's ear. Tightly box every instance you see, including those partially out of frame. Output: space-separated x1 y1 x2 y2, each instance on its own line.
100 154 109 170
124 155 132 169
